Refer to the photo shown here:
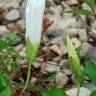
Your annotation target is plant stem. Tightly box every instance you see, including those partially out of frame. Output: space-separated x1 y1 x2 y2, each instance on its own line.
22 61 32 93
77 82 80 96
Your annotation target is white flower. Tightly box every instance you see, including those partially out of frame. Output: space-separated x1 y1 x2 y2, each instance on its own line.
26 0 45 47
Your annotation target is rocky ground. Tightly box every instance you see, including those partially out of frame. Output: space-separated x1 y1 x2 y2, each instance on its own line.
0 0 96 96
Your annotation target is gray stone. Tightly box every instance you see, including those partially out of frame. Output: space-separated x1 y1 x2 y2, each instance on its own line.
79 29 88 42
56 72 68 88
50 45 63 56
59 41 68 55
59 59 69 68
17 19 26 31
71 37 81 48
33 58 43 69
42 62 60 73
64 28 78 37
5 9 20 21
5 1 19 9
49 5 63 15
66 87 91 96
65 0 79 5
0 25 8 36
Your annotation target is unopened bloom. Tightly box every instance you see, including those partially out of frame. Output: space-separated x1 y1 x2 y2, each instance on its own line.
26 0 45 61
26 0 45 48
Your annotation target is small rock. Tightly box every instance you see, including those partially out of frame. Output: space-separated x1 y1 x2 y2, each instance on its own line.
71 38 81 48
14 0 22 4
91 28 96 35
16 19 26 31
33 58 43 69
51 36 64 44
46 0 55 7
53 56 62 62
0 25 8 36
50 45 63 56
59 41 68 55
30 77 37 84
47 14 61 32
80 42 92 57
65 28 78 37
5 9 20 21
42 62 60 73
59 59 69 68
91 20 96 29
15 44 24 52
19 51 26 58
56 72 68 88
79 29 88 42
63 69 72 76
66 87 91 96
65 0 79 5
49 5 63 15
58 18 77 29
16 59 27 65
5 1 19 9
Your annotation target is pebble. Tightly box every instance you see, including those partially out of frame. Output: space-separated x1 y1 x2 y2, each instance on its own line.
80 42 92 57
91 20 96 29
66 87 91 96
56 72 68 88
51 36 64 44
79 29 88 42
63 69 72 76
5 9 20 21
19 51 26 58
50 45 63 56
71 37 81 48
49 5 63 15
65 0 79 5
16 19 26 31
58 18 77 29
65 28 78 37
59 59 69 68
30 77 37 85
0 25 8 36
5 1 19 9
59 41 68 55
33 58 43 69
42 62 60 73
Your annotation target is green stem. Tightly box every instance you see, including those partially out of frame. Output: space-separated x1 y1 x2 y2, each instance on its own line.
22 61 32 93
77 82 80 96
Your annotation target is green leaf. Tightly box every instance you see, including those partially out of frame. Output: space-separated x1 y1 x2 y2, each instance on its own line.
0 72 8 92
7 60 19 70
0 32 20 51
0 39 9 51
84 60 96 85
44 74 56 82
41 88 67 96
6 47 19 58
65 9 93 15
7 32 20 44
83 0 96 7
66 36 81 80
1 85 12 96
26 38 38 61
90 91 96 96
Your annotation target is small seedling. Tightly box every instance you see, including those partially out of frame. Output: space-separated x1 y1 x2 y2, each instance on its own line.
66 36 82 96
